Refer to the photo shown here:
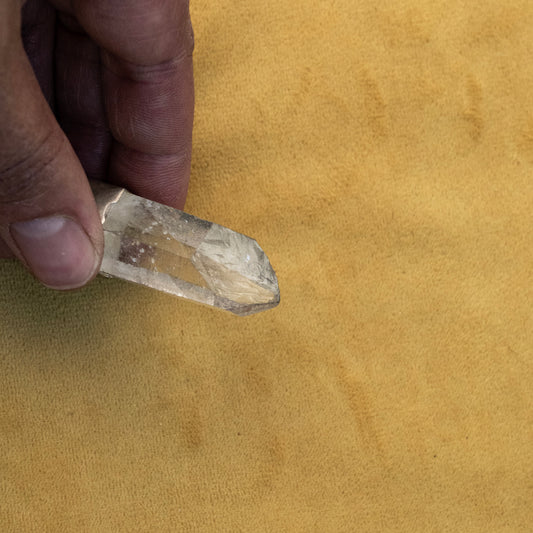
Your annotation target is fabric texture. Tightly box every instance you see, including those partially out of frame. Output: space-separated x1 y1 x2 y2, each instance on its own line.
1 0 532 530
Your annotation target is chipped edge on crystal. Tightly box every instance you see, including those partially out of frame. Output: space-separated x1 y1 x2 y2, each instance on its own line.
90 180 125 224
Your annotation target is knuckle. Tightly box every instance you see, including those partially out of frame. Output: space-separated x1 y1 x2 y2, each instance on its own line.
0 128 65 205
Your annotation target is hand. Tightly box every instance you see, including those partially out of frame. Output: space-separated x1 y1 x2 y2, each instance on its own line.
0 0 194 289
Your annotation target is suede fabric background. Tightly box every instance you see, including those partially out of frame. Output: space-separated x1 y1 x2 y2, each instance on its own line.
1 0 532 531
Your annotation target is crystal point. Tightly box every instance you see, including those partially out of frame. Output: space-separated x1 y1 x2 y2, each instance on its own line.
91 181 280 316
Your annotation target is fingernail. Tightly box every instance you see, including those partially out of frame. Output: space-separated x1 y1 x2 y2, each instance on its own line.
10 216 99 289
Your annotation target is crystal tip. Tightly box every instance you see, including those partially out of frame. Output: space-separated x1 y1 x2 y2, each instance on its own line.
196 236 280 317
230 263 280 317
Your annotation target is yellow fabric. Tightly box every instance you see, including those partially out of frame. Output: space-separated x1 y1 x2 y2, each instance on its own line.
1 0 532 530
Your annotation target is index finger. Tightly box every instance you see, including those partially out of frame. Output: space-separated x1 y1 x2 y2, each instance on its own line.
71 0 195 208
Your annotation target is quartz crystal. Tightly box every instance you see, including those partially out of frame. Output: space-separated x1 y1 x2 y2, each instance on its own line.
91 181 280 316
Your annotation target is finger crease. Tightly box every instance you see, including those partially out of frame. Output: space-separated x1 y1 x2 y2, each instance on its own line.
103 52 191 84
0 129 65 205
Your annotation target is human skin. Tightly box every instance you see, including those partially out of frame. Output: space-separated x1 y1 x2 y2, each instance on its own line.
0 0 194 289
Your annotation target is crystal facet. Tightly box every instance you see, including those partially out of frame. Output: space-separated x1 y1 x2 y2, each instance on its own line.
91 181 280 316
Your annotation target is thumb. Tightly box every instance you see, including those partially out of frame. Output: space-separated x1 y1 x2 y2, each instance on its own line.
0 9 103 289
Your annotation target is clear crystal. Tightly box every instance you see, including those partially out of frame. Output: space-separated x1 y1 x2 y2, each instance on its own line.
92 182 279 316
